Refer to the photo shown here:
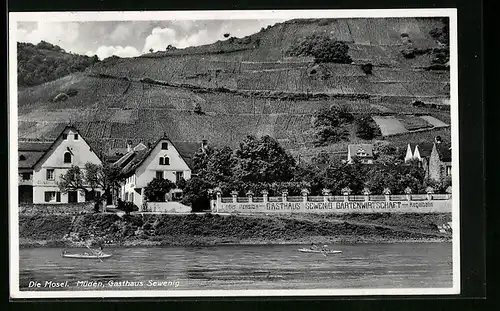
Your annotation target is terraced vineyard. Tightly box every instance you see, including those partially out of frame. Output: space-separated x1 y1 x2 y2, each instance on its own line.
18 17 451 161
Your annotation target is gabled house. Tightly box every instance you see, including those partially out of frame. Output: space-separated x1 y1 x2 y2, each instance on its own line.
404 136 452 182
18 125 103 204
347 144 374 164
113 134 198 208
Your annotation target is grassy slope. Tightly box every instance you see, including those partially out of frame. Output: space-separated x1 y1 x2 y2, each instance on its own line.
19 212 452 247
17 18 451 159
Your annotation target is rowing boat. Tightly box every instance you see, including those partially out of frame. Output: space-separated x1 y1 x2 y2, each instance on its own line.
62 252 112 259
298 248 342 254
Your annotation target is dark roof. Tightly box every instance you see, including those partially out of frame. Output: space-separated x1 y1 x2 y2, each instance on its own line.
413 142 434 158
120 148 150 176
173 141 200 169
18 141 52 169
410 142 451 161
18 151 46 169
114 140 200 176
19 142 53 151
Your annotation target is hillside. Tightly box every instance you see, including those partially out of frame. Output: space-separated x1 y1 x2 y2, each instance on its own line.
17 18 451 162
17 41 99 87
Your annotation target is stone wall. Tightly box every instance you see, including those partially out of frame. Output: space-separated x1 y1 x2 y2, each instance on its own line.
19 202 95 215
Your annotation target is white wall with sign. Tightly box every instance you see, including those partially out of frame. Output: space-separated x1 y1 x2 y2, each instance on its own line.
214 200 451 214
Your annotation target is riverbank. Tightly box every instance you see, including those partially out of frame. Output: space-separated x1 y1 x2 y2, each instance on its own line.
19 212 452 248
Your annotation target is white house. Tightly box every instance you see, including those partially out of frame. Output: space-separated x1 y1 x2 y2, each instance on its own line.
114 134 197 208
347 144 374 164
18 125 103 204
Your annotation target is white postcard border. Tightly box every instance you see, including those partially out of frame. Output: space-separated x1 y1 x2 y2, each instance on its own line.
8 8 460 299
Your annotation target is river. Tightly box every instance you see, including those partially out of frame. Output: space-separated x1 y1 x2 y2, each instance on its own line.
19 243 452 291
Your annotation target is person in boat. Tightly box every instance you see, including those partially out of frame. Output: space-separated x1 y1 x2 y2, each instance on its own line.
321 244 329 252
310 243 319 250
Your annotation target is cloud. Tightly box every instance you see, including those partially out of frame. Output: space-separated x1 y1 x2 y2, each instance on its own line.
142 26 220 52
17 22 80 51
176 29 211 48
142 27 177 52
88 45 142 60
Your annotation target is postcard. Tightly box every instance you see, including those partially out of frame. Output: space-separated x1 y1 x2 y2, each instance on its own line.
9 9 459 298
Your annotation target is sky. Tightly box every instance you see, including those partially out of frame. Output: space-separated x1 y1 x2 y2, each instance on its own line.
17 20 284 59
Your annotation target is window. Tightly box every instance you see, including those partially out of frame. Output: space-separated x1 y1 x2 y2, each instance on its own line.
74 134 79 140
19 155 26 161
175 171 183 183
159 156 170 165
46 169 54 180
63 152 72 163
156 171 163 179
62 134 68 140
21 172 31 180
161 142 168 150
125 192 129 201
130 192 134 202
56 192 61 202
44 191 56 202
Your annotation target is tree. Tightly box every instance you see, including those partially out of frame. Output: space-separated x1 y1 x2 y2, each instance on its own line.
287 33 352 64
149 48 154 53
232 135 297 183
143 178 176 202
180 177 213 212
58 163 124 212
313 105 353 146
355 114 380 140
176 177 187 190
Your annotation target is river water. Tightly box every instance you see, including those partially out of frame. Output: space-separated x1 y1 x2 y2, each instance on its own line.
19 243 452 291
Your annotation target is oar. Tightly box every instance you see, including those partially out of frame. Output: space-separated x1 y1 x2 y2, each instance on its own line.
86 245 103 262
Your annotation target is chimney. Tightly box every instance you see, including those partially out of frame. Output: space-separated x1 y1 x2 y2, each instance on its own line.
434 136 442 144
201 139 208 153
126 140 133 152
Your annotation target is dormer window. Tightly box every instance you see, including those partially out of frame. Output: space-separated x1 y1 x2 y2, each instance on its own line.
63 134 68 140
19 155 26 161
159 156 170 165
74 134 79 140
64 152 72 163
161 142 168 150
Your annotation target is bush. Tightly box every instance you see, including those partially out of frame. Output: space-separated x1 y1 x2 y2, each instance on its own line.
194 102 203 114
400 48 430 59
287 33 352 64
361 63 373 75
117 201 138 215
312 105 353 146
65 88 79 97
144 178 176 202
355 114 381 140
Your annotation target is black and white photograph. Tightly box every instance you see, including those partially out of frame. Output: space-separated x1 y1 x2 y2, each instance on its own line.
8 9 459 298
